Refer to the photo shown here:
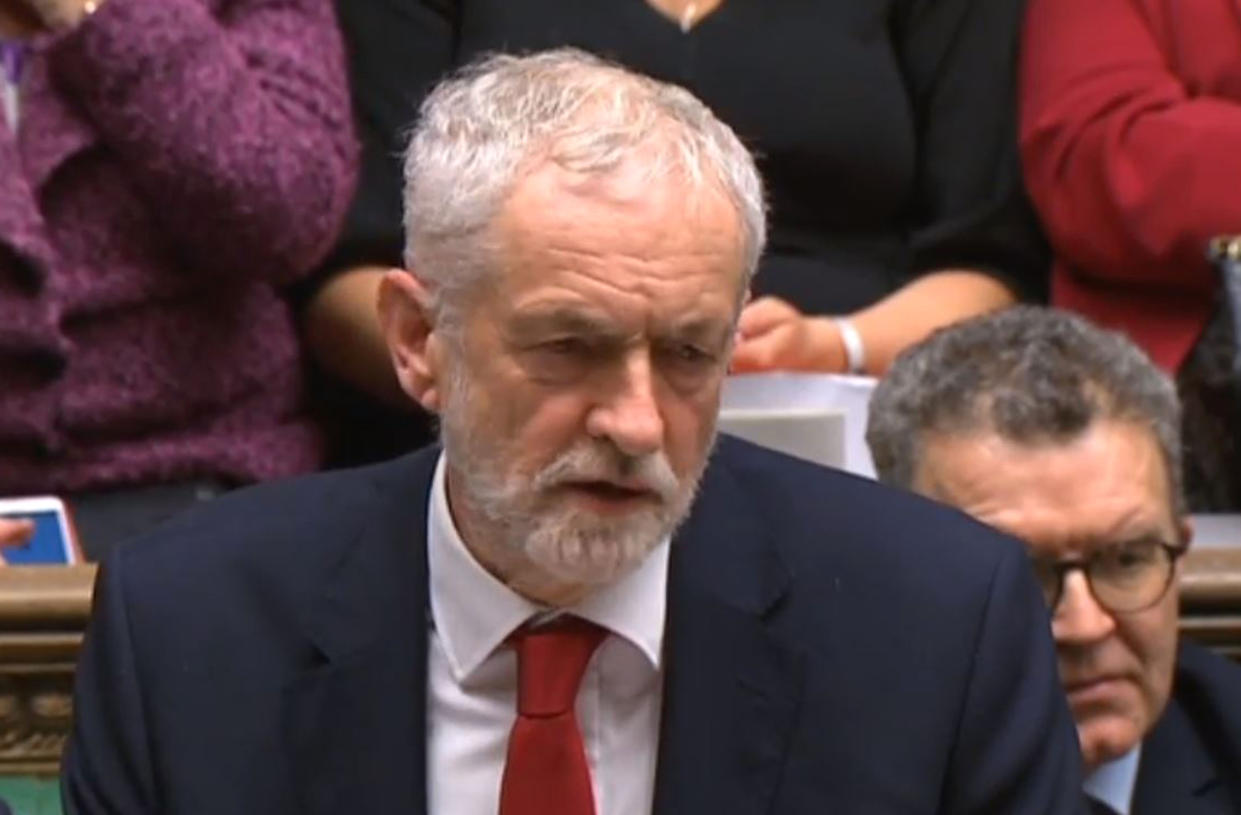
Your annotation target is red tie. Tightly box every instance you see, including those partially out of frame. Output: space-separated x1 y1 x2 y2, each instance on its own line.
499 617 608 815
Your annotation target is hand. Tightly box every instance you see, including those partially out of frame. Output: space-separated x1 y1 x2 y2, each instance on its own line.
730 296 846 373
0 518 34 565
5 0 96 31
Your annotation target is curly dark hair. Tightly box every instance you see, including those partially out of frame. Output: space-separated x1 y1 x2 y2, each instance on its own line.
867 306 1183 513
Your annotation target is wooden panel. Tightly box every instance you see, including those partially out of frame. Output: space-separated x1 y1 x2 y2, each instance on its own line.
0 552 1237 774
0 567 94 775
1181 548 1241 607
1181 548 1241 661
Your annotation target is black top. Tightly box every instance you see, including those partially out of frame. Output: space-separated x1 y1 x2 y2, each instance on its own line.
326 0 1046 315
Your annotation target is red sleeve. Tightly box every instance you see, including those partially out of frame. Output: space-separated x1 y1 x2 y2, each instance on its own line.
1019 0 1241 295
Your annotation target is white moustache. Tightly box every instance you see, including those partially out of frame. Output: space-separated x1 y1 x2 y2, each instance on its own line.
534 445 680 501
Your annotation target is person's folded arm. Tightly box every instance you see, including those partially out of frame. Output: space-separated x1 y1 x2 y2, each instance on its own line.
303 264 411 407
731 270 1015 376
845 269 1015 374
44 0 357 284
1020 0 1241 293
300 0 454 400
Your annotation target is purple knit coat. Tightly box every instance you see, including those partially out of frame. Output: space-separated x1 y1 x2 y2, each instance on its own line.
0 0 357 494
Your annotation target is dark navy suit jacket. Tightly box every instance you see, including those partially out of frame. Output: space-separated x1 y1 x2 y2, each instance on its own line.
62 438 1083 813
1133 641 1241 814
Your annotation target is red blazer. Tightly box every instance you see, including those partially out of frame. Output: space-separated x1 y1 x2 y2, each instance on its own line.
1020 0 1241 372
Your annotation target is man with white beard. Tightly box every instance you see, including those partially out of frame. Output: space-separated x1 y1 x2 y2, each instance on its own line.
63 49 1082 814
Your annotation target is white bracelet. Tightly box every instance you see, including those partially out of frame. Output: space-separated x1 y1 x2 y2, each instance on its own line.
833 317 866 375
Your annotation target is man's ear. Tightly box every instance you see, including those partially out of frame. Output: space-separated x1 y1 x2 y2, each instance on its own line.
1179 515 1195 550
377 269 445 413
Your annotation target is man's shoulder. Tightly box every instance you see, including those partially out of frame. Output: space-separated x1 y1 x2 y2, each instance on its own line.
709 435 1021 570
701 436 1030 639
1174 640 1241 722
1138 642 1241 805
108 448 437 587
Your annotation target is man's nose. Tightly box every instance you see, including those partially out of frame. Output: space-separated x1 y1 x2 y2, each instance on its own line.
1052 571 1116 645
585 352 665 458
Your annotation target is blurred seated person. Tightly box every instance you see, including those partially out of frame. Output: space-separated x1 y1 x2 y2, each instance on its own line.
1020 0 1241 509
869 307 1241 814
303 0 1046 452
63 50 1083 813
0 0 356 558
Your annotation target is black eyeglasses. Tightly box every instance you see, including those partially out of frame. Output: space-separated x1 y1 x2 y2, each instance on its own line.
1029 538 1188 614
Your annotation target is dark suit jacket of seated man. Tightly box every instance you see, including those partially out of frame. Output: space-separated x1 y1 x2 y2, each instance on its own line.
868 306 1241 814
61 50 1082 814
1143 641 1241 813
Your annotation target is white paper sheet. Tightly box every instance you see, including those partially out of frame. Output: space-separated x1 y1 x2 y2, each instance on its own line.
720 373 879 478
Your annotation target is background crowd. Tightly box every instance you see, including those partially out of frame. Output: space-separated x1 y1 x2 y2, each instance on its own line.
0 0 1235 812
0 0 1237 547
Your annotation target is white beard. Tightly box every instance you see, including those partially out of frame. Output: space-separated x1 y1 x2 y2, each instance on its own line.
438 368 710 585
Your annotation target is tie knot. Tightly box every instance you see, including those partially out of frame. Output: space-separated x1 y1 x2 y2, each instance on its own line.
512 616 608 717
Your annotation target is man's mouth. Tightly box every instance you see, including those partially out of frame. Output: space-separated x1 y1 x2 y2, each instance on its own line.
1063 674 1128 704
559 480 659 506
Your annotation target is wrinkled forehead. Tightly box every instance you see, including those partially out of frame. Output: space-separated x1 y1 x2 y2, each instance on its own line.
492 157 748 290
914 423 1179 553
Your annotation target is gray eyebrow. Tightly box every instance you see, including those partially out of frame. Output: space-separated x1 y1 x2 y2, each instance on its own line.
508 307 616 337
508 307 731 343
665 317 732 343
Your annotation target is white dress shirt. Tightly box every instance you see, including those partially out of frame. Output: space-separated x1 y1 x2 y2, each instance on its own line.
1083 746 1140 815
425 454 669 815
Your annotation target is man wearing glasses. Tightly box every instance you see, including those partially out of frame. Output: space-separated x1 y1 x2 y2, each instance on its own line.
868 306 1241 815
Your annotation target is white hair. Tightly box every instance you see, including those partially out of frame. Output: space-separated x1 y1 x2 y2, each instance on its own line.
402 48 766 322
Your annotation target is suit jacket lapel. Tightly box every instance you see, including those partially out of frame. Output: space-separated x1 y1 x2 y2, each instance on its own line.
279 444 806 815
653 451 805 815
1135 697 1227 815
281 451 438 815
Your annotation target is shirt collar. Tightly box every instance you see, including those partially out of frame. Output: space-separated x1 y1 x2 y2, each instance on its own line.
1083 745 1141 815
426 453 669 684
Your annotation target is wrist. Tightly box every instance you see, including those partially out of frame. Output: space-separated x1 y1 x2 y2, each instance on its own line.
831 317 867 375
807 316 849 373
